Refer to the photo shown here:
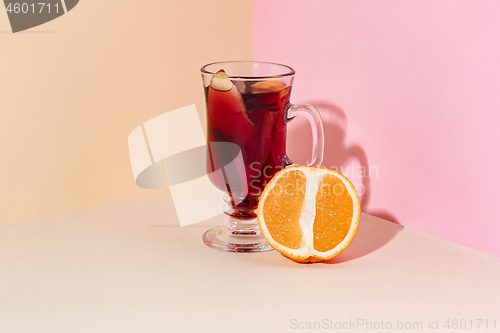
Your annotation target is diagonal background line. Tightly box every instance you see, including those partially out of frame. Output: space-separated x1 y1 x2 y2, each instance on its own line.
140 124 154 164
60 0 68 13
141 123 168 189
0 2 9 31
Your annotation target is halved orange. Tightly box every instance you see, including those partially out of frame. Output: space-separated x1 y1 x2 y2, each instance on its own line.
257 166 361 262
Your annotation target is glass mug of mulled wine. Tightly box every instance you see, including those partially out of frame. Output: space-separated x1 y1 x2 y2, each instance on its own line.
201 61 324 252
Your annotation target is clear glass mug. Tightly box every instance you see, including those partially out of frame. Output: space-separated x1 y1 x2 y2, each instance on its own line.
201 61 324 252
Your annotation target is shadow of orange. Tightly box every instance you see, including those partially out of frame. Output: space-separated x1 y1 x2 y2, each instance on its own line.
323 214 403 264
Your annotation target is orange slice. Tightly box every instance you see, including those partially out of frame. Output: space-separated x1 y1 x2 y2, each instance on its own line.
257 166 361 262
251 80 287 93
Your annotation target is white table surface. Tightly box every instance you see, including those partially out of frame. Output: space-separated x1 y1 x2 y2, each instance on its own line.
1 195 499 333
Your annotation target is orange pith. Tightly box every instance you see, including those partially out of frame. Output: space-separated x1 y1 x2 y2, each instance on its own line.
313 174 354 252
262 170 306 249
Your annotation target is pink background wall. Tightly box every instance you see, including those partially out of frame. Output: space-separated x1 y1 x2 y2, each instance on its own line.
254 0 500 256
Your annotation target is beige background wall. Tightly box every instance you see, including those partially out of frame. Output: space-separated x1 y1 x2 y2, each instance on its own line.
0 0 253 225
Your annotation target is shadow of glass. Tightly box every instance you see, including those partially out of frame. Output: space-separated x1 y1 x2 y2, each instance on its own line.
290 100 372 210
286 100 403 262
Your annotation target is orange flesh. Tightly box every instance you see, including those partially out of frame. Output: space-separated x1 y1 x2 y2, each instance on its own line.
313 174 354 252
262 170 307 249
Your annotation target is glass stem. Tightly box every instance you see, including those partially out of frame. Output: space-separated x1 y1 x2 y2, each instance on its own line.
227 217 259 235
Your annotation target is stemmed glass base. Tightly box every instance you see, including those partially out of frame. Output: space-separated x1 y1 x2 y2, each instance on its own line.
202 217 273 252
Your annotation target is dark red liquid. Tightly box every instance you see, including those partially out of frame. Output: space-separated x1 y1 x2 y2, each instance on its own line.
205 83 291 218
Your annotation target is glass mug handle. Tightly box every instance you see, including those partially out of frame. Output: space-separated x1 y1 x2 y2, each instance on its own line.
285 103 325 167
